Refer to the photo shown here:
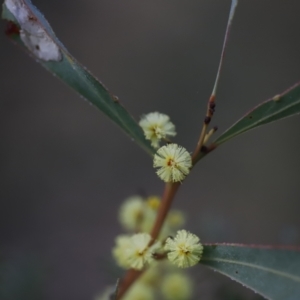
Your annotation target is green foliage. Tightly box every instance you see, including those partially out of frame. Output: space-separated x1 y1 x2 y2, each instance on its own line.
0 256 44 300
215 83 300 146
2 0 155 156
201 244 300 300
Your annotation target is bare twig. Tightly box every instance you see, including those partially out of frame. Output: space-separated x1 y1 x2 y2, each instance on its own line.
193 0 238 161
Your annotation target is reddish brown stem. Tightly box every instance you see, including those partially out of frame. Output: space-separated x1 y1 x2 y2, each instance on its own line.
150 182 180 242
116 270 142 300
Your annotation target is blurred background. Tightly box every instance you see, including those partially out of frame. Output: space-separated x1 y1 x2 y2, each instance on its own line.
1 0 300 299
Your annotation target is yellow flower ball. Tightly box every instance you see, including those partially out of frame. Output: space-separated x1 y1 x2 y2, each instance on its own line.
161 273 193 300
165 230 203 268
153 144 192 182
139 112 176 148
119 196 145 231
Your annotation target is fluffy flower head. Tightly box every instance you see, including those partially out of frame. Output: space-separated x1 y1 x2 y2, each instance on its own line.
140 196 161 233
119 196 145 231
164 230 203 268
153 144 192 182
161 273 193 300
167 210 185 228
139 112 176 148
125 233 161 270
146 196 160 210
112 234 132 269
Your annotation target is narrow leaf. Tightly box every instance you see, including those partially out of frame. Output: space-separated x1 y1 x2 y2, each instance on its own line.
215 83 300 146
201 244 300 300
2 0 155 156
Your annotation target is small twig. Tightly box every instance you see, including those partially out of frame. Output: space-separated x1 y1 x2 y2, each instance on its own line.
203 126 218 145
193 0 238 160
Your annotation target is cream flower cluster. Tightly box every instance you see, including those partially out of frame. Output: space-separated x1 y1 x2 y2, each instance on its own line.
165 230 203 268
161 272 193 300
113 233 161 270
114 195 186 271
119 195 145 231
118 195 185 234
139 112 192 182
109 195 201 300
153 144 192 182
139 112 176 148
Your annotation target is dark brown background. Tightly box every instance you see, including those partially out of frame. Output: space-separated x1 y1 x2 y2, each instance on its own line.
1 1 300 299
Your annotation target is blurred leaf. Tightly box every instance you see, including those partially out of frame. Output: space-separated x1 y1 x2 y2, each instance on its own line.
111 279 120 300
0 255 44 300
2 0 155 156
201 244 300 300
214 83 300 146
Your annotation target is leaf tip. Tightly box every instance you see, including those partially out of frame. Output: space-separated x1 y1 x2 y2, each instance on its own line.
4 0 62 62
